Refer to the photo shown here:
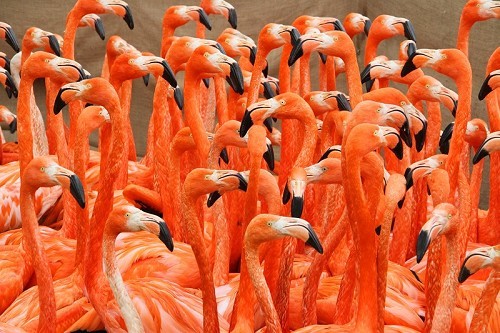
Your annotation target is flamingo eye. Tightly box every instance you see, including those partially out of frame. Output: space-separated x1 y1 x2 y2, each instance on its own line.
40 167 45 172
280 100 286 106
374 130 379 135
400 101 406 106
322 167 327 171
185 42 190 47
441 54 447 59
376 108 381 113
447 213 452 219
425 84 430 88
267 222 272 226
204 52 210 58
128 59 134 65
85 84 92 89
125 213 131 218
333 36 339 41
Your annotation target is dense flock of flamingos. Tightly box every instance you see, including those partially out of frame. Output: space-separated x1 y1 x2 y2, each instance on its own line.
0 0 499 332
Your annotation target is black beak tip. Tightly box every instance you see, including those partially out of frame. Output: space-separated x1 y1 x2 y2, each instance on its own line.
54 89 68 115
207 191 222 208
415 127 427 152
161 62 178 88
282 182 291 204
263 61 269 78
452 100 458 117
458 265 471 283
364 19 371 36
249 47 257 65
228 8 238 29
262 81 275 99
69 174 86 209
158 221 174 252
8 117 17 133
263 144 275 171
197 9 212 31
375 225 382 235
397 196 405 209
289 28 301 47
306 229 323 254
123 6 135 30
174 87 184 110
416 231 430 264
202 78 210 88
391 138 404 160
288 41 304 67
6 27 20 52
291 196 304 218
478 80 493 101
318 53 328 64
333 20 345 32
219 147 229 164
404 168 414 191
406 42 417 59
365 79 375 93
263 117 274 133
360 65 372 84
237 174 248 192
142 74 150 87
336 94 352 111
239 110 253 137
48 35 61 57
94 18 106 40
401 57 417 77
403 21 417 42
229 63 244 95
473 148 489 165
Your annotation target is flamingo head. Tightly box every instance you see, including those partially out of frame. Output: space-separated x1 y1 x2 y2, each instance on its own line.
23 52 86 85
98 0 134 29
80 105 111 131
112 54 177 89
54 78 116 115
258 23 301 52
0 105 17 133
200 0 237 29
344 13 371 37
79 14 106 40
282 167 307 218
0 22 20 52
402 49 466 80
304 90 351 115
478 69 500 100
188 45 244 95
293 15 345 33
107 204 174 251
404 154 447 191
399 40 417 60
0 52 10 73
466 119 490 150
458 245 500 283
473 130 500 164
164 6 212 31
0 67 17 98
318 145 342 162
305 157 342 185
289 30 351 66
416 203 458 263
406 106 427 152
217 28 257 64
184 169 247 205
369 15 416 42
462 0 500 23
346 123 404 160
23 156 85 209
23 27 61 56
246 214 323 254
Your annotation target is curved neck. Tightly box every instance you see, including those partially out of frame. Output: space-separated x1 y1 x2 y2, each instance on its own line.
343 53 363 107
247 47 269 105
469 271 500 333
63 10 81 60
299 53 312 96
364 36 380 65
20 184 56 332
279 44 292 93
103 231 144 333
17 76 35 173
456 16 473 57
181 192 220 333
184 72 210 164
245 240 282 333
295 117 317 167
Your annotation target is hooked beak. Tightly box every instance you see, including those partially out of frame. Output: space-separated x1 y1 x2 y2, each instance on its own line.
401 51 422 77
122 5 135 29
56 170 85 209
288 27 301 48
458 247 495 283
157 220 174 251
262 81 276 99
318 146 341 162
263 142 275 171
226 62 245 95
384 129 404 160
288 37 316 67
54 86 80 115
206 172 248 207
478 72 498 101
263 59 269 78
158 60 178 88
401 20 417 42
141 213 174 251
8 116 17 133
227 8 238 29
416 215 446 263
249 46 257 65
2 26 20 52
94 17 106 40
364 19 372 36
406 41 417 58
439 122 454 154
0 54 10 73
142 74 150 86
1 70 17 98
219 147 229 164
318 53 328 64
47 35 61 56
174 87 184 110
197 9 212 31
414 121 427 152
473 133 500 164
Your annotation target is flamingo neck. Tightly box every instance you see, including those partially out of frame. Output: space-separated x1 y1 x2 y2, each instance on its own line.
215 77 229 123
196 22 206 39
299 53 312 96
17 76 35 173
469 271 500 333
279 44 293 93
181 193 220 333
294 117 317 167
343 53 363 107
343 149 378 332
247 48 269 105
245 240 282 333
103 231 145 333
184 72 210 164
364 36 381 65
456 17 473 57
63 10 81 60
20 185 56 333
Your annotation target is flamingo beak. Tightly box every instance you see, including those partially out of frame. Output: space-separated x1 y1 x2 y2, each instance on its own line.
473 134 500 164
414 121 427 152
3 26 20 52
364 19 372 36
158 220 174 251
207 172 248 207
214 42 227 55
288 38 311 66
458 248 494 283
384 130 404 160
0 54 10 73
219 147 229 164
47 35 61 56
123 5 135 29
401 20 417 41
263 59 269 78
157 60 177 88
226 62 244 95
406 42 417 58
263 142 275 171
439 122 454 154
318 53 328 64
401 51 420 77
197 9 212 31
1 70 17 98
142 74 150 87
173 87 184 110
478 72 498 101
202 78 210 88
228 8 238 29
335 93 351 111
360 63 373 83
56 169 85 209
249 46 257 65
288 27 301 47
262 81 276 99
54 87 78 115
94 17 106 40
8 116 17 133
416 215 445 263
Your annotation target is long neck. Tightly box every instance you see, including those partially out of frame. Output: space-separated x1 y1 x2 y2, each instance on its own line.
214 77 229 124
299 53 311 96
343 53 363 107
17 76 35 173
343 149 378 332
364 36 380 65
294 116 317 167
160 26 176 57
184 72 210 164
20 185 56 333
456 16 473 57
469 271 500 333
63 9 81 60
245 240 282 333
446 66 472 201
279 44 292 93
103 231 144 333
247 47 269 105
181 192 220 333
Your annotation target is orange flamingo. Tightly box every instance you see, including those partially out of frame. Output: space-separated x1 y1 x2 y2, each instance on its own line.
78 13 105 40
343 13 371 39
0 105 17 165
0 21 20 52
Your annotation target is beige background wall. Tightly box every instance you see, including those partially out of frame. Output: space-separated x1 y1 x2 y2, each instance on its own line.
0 0 499 206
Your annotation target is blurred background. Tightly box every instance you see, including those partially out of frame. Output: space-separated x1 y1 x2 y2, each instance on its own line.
0 0 498 207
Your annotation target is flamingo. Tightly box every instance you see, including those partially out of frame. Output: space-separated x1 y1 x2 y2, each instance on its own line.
343 13 371 39
0 22 20 52
0 105 17 165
